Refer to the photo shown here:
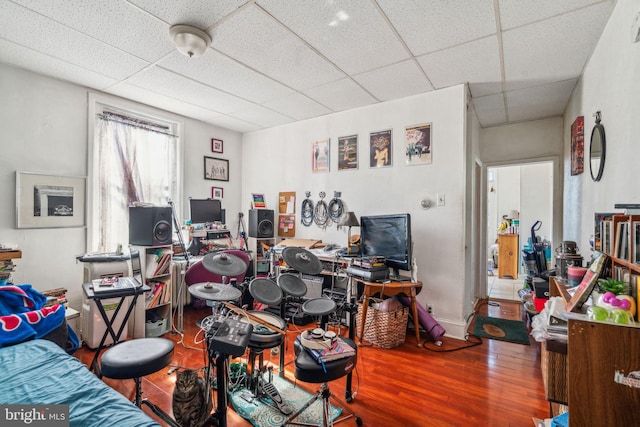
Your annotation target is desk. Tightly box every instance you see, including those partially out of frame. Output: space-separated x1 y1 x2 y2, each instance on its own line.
82 282 150 375
351 279 423 347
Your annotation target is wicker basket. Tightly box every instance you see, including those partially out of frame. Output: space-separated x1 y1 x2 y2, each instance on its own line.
356 301 408 349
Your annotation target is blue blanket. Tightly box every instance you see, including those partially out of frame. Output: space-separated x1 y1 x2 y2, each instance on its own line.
0 284 73 350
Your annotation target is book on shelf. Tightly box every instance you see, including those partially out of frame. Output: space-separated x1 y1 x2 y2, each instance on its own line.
146 249 172 277
145 281 165 309
304 337 356 363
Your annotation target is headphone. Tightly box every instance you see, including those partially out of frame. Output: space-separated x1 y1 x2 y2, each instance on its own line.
299 328 337 350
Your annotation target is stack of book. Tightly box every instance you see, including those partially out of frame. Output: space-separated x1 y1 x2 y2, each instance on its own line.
42 287 68 308
145 280 171 309
352 256 386 268
0 258 16 284
304 337 356 363
146 249 172 277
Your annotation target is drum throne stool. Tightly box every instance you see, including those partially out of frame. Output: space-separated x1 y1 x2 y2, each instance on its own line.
284 336 361 427
100 337 178 426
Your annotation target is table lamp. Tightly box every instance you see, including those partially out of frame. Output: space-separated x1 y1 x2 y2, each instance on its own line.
340 212 360 254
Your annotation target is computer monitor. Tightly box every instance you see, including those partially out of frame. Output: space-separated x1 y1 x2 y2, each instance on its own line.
189 198 223 224
360 213 412 280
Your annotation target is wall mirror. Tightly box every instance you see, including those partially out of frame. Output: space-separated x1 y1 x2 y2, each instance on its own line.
590 111 606 182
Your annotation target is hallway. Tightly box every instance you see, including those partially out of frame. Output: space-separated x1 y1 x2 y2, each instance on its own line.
488 268 524 301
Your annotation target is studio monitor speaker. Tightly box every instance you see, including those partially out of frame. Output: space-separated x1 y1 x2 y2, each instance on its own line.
129 206 173 246
248 209 274 238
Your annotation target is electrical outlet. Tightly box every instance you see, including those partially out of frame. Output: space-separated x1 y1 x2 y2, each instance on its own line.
437 193 445 206
426 304 433 315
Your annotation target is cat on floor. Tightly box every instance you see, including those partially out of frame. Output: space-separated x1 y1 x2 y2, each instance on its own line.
172 368 212 427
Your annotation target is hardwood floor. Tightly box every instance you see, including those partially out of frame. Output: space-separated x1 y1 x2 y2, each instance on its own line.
75 299 550 426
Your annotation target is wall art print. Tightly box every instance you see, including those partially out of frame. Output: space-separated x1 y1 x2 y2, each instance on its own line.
405 123 432 165
571 116 584 175
369 129 392 168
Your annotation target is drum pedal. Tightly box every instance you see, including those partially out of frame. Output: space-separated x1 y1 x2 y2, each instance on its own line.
260 381 292 415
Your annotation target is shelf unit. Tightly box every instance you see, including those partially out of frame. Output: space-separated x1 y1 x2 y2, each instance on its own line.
132 245 173 337
497 233 519 278
598 214 640 284
247 237 275 277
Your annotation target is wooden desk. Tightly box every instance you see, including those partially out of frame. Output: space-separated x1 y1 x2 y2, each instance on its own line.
352 279 423 347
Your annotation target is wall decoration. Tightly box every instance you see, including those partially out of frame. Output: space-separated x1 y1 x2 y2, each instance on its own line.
571 116 584 175
251 193 266 209
212 187 223 199
278 214 296 237
338 135 358 170
211 138 223 153
278 191 296 214
16 171 86 228
405 123 432 165
312 139 330 173
204 156 229 181
369 129 392 168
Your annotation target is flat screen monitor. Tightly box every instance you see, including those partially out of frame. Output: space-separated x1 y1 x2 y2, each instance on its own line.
189 198 222 224
360 213 412 280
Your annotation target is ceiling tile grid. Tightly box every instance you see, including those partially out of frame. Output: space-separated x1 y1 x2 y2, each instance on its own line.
0 0 617 130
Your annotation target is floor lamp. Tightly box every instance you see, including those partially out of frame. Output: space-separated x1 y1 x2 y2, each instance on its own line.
340 212 360 254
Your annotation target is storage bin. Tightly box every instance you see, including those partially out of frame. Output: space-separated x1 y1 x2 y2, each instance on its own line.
356 300 408 349
145 318 167 337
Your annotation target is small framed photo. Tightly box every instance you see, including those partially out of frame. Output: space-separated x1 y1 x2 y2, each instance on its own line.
211 138 223 153
204 156 229 181
212 187 223 199
16 172 86 228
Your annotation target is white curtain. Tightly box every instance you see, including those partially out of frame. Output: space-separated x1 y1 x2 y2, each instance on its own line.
94 113 177 252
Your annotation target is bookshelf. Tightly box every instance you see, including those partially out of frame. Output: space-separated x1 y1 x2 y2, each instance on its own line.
132 244 173 337
600 214 640 282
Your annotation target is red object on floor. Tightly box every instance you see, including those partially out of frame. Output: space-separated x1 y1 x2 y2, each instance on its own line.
533 296 548 313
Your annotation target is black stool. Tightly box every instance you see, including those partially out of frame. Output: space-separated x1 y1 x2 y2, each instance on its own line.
100 338 178 427
284 337 362 427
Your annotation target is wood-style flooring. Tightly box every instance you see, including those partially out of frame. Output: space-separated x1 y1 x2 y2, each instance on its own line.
74 299 550 427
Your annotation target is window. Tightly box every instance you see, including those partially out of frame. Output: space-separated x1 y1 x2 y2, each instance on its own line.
88 95 182 253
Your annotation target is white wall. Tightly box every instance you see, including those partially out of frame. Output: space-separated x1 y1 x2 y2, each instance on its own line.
0 64 243 311
241 85 471 338
563 0 640 254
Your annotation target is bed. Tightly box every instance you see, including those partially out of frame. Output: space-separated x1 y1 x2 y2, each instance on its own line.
0 339 159 427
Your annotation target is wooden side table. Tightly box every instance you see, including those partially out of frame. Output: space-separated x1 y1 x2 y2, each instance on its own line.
351 279 423 347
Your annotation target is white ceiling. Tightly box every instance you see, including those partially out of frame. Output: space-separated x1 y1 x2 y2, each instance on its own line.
0 0 616 133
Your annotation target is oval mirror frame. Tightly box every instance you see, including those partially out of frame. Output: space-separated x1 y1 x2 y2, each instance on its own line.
589 113 606 182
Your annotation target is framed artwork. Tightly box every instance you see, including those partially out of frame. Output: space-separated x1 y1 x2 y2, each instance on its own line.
338 135 358 170
16 171 86 228
567 251 607 312
570 116 584 175
204 156 229 181
211 138 223 153
405 123 432 165
369 129 392 168
312 138 330 173
212 187 223 199
251 193 266 209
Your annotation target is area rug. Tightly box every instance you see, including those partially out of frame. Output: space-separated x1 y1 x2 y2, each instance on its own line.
473 315 530 345
229 374 341 427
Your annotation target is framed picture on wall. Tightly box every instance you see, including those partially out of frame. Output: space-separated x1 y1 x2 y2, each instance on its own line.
204 157 229 181
369 129 392 168
405 123 432 165
212 187 223 199
312 138 330 173
570 116 584 175
338 135 358 170
15 171 86 228
211 138 223 153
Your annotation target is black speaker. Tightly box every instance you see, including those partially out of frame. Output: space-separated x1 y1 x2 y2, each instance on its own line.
248 209 274 238
129 206 173 246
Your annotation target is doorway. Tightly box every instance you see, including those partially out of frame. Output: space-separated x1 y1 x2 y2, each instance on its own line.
486 161 554 301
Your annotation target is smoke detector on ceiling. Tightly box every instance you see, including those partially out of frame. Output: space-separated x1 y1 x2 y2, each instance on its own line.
169 25 212 58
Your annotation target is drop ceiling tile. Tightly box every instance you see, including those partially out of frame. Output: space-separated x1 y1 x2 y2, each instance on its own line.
377 0 497 56
472 93 507 127
105 82 226 124
263 93 332 121
125 66 256 114
0 1 149 79
13 0 174 62
207 115 262 133
418 36 502 96
303 78 376 112
231 105 294 128
211 5 345 91
505 79 577 122
0 39 117 90
498 0 610 30
158 50 295 104
257 0 408 75
502 2 612 91
353 60 432 101
129 0 246 29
